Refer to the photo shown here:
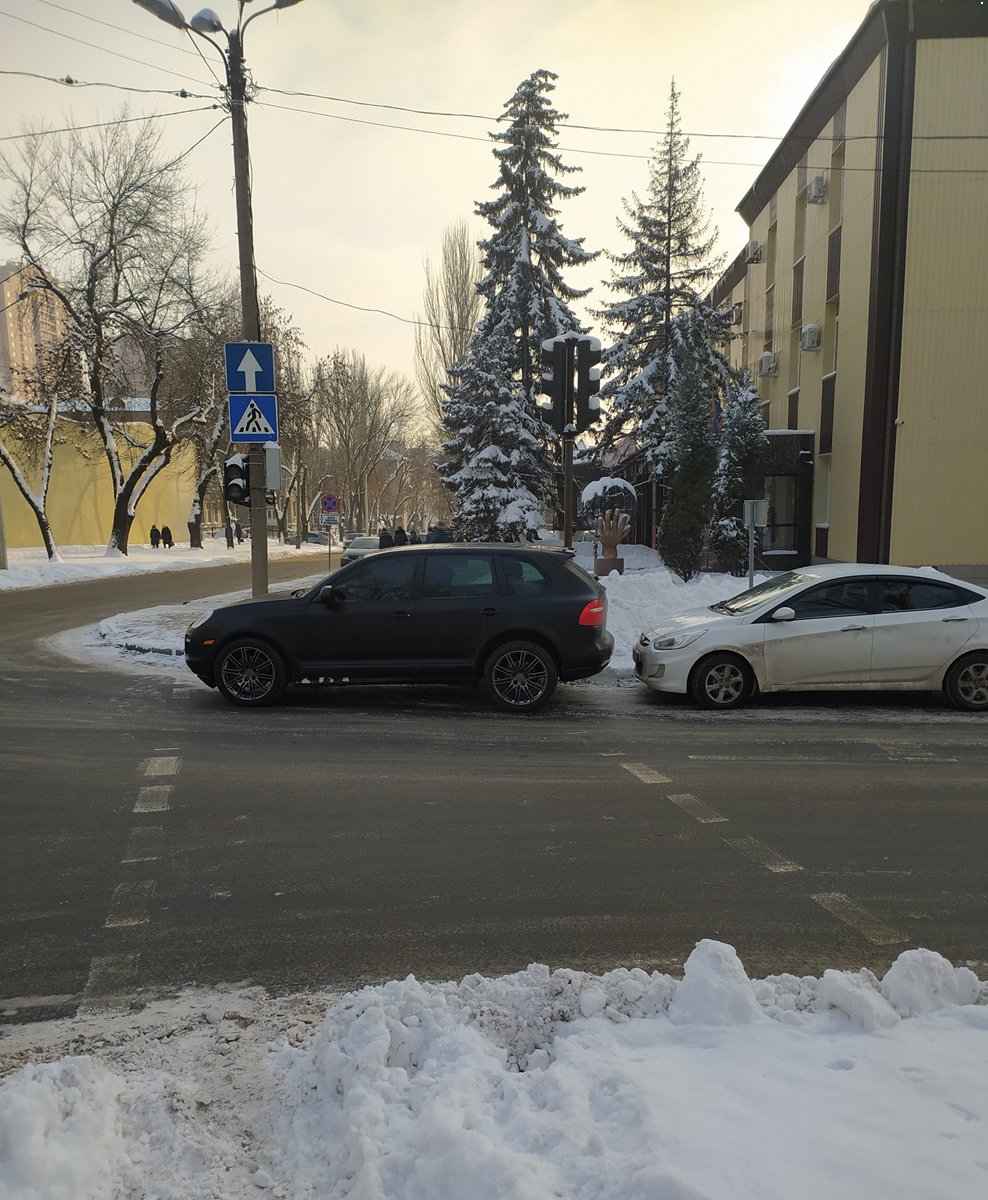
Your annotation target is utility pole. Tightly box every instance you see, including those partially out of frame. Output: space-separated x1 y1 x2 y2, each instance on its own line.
133 0 308 597
227 25 267 597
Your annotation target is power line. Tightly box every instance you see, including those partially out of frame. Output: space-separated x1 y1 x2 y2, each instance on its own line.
32 0 204 59
0 106 222 144
0 68 216 101
0 8 214 88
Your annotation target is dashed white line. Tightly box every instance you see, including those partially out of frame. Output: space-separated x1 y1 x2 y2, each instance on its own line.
622 762 673 784
144 756 180 777
723 834 804 873
811 892 908 945
133 786 172 813
666 793 729 824
103 880 155 929
78 954 140 1013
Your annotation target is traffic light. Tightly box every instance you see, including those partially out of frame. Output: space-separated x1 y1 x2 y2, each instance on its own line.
537 339 567 435
223 453 250 506
576 336 602 430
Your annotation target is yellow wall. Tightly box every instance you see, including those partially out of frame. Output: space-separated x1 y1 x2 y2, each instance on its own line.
891 38 988 568
1 424 198 550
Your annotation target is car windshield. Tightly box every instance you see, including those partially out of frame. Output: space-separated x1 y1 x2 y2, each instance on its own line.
712 571 814 614
351 537 378 548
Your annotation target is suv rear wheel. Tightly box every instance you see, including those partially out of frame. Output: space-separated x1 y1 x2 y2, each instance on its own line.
483 641 557 712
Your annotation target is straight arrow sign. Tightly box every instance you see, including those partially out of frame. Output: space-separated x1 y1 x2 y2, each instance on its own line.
237 349 263 392
224 342 275 394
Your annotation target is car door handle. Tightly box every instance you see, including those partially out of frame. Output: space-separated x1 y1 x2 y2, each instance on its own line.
481 607 500 616
942 616 969 622
840 623 867 631
393 610 412 619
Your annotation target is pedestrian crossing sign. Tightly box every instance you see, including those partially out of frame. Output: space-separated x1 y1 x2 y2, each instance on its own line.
228 394 279 443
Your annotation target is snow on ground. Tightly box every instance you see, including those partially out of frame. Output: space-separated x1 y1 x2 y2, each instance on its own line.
0 539 330 592
1 944 985 1200
4 543 987 1198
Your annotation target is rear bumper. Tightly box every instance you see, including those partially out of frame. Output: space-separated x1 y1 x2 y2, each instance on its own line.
560 631 614 681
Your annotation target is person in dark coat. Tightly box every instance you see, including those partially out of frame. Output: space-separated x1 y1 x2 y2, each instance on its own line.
427 523 450 543
378 527 394 549
408 528 420 545
393 525 408 546
161 524 174 549
150 524 161 549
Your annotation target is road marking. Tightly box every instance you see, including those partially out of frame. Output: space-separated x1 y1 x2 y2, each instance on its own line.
723 834 804 873
144 756 179 776
811 892 908 945
78 954 140 1013
103 880 155 929
622 762 673 784
666 793 729 824
133 786 171 813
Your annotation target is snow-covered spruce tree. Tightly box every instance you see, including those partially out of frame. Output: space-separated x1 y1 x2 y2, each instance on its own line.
656 348 718 582
708 370 768 574
440 68 597 540
595 80 731 472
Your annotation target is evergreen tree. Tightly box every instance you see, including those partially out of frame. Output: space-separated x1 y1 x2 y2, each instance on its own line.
440 68 598 539
656 348 718 582
596 80 731 472
708 370 768 574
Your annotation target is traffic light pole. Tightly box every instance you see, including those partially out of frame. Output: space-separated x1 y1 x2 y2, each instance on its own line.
561 337 576 551
229 30 268 598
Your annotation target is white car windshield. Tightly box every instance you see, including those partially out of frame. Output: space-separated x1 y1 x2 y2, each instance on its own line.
712 571 814 615
351 537 378 548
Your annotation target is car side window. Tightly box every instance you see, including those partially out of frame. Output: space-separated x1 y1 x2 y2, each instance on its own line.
502 556 551 595
421 555 496 599
336 554 417 602
788 580 872 620
881 580 968 612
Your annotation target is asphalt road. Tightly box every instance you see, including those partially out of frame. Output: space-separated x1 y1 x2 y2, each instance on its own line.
1 561 986 1024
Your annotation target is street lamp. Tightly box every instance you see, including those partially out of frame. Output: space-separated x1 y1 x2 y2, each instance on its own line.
131 0 306 596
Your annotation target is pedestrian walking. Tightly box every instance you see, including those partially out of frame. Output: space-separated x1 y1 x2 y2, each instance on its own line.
234 521 244 544
408 528 420 545
150 523 161 549
161 524 174 549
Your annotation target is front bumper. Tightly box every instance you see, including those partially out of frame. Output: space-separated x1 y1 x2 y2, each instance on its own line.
632 639 695 694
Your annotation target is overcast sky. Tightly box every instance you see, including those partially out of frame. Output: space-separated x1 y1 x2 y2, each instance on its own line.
1 0 871 380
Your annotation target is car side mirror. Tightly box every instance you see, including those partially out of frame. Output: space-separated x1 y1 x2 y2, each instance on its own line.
772 606 796 622
318 585 341 606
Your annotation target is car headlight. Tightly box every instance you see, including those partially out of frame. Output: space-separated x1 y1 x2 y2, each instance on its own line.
188 610 214 631
651 628 708 650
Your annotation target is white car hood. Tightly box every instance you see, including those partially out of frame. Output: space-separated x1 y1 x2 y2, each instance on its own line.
642 605 744 639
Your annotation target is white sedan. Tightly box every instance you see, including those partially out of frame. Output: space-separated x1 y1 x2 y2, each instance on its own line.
339 535 382 565
633 563 988 712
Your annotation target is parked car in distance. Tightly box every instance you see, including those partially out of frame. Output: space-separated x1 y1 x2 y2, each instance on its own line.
633 563 988 712
184 544 614 712
340 535 381 564
305 530 331 545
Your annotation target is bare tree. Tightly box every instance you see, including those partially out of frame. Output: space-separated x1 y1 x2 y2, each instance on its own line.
310 350 418 534
413 219 482 439
0 114 225 554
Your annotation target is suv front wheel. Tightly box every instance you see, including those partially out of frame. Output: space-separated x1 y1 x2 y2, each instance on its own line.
483 641 557 712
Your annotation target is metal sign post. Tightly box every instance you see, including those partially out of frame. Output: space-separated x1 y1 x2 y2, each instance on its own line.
743 498 770 588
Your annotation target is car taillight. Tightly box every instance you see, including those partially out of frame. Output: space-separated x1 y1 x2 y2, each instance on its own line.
579 597 606 627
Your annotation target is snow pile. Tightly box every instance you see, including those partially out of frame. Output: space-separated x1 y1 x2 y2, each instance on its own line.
2 942 986 1200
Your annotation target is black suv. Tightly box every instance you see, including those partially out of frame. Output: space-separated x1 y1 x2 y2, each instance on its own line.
184 544 613 712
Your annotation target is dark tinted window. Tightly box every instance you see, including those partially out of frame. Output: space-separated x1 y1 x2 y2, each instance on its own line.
338 554 417 602
502 556 551 595
880 580 970 613
421 554 496 599
788 579 871 620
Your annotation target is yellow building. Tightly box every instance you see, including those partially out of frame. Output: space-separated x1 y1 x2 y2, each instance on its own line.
712 0 988 584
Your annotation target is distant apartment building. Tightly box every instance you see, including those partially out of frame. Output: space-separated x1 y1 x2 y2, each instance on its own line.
0 261 68 400
711 0 988 582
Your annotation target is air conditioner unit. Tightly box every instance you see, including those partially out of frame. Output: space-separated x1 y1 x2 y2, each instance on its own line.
758 351 778 376
807 175 828 204
799 323 822 350
745 240 762 264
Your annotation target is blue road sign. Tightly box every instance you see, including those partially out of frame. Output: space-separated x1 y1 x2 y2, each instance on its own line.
225 342 275 394
320 493 339 514
229 394 279 443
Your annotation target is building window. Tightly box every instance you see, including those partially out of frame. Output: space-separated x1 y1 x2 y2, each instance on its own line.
824 298 840 374
829 143 845 231
820 373 836 454
794 191 807 264
766 221 777 282
788 390 800 430
764 475 797 552
791 256 804 327
826 226 841 300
